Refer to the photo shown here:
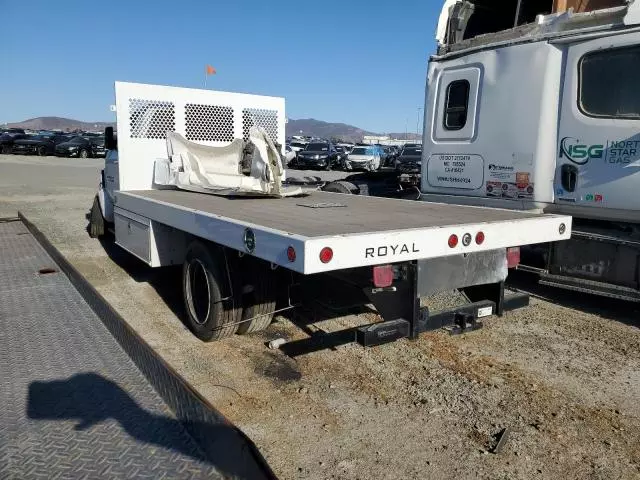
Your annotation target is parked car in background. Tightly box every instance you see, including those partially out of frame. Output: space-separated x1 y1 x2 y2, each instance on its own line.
0 132 29 154
334 145 349 165
385 146 400 165
394 146 423 172
0 127 25 135
344 146 381 171
289 141 308 153
336 143 354 153
55 136 106 158
293 142 340 170
372 145 390 165
12 134 71 156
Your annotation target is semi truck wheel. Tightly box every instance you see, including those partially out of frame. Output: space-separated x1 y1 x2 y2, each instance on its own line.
88 196 105 238
182 241 241 341
322 181 358 194
237 260 277 335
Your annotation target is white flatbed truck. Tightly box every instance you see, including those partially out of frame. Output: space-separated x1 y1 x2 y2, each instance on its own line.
90 82 572 346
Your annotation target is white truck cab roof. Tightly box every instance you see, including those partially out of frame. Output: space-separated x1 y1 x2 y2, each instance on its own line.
436 0 640 54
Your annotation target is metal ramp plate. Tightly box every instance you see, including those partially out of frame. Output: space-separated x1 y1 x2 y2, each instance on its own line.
0 220 223 479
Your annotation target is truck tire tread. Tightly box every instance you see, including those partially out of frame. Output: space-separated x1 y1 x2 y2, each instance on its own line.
237 260 277 335
182 241 241 341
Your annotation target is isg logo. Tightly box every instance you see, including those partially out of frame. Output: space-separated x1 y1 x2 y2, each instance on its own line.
559 137 603 165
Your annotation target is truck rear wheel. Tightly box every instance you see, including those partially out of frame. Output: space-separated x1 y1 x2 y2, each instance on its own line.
322 181 358 194
237 260 277 335
182 241 241 341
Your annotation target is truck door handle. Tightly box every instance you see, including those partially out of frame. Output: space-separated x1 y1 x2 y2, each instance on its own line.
561 164 578 193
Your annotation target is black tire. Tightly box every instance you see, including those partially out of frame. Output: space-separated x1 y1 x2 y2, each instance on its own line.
37 146 47 157
322 180 359 194
79 149 89 159
182 241 241 341
1 144 11 154
88 196 105 238
237 260 277 335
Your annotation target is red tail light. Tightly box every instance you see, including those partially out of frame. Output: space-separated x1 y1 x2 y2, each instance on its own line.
448 234 459 248
507 247 520 269
475 231 485 245
373 265 394 288
319 247 333 264
287 246 296 262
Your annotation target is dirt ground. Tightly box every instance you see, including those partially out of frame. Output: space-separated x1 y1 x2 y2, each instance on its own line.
1 154 639 480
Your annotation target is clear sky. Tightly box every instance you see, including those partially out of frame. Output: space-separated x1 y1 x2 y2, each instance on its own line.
0 0 440 133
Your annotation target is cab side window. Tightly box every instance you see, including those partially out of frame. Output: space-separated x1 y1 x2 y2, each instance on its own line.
580 46 640 119
444 80 470 130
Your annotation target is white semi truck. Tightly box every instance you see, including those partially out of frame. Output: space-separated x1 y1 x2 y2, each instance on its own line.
417 0 640 301
90 81 571 346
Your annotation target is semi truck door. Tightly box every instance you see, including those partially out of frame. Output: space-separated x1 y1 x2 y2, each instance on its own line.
423 66 484 193
556 32 640 212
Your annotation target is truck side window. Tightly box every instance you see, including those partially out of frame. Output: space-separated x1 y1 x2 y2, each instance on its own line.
579 46 640 119
443 80 470 130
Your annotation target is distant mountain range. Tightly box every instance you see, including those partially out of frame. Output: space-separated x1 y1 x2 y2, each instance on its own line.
5 117 114 132
4 116 420 142
286 118 420 142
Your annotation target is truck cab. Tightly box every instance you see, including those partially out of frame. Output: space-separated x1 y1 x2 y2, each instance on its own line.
421 0 640 300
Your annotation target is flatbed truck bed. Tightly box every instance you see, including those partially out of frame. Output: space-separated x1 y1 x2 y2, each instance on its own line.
115 189 570 274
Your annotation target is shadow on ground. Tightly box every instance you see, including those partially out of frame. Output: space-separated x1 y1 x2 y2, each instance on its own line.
27 372 267 478
93 229 187 321
507 269 640 329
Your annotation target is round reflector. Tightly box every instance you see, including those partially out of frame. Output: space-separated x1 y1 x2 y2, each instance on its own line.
287 246 296 262
319 247 333 264
448 234 458 248
462 233 472 247
475 231 485 245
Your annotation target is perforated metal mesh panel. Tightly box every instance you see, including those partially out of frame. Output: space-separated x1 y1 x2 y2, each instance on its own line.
185 104 234 142
129 99 175 139
242 108 278 142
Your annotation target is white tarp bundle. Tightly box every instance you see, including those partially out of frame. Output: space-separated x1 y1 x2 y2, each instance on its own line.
154 126 302 197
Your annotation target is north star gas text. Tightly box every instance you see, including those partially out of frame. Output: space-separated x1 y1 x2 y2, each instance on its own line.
365 244 420 258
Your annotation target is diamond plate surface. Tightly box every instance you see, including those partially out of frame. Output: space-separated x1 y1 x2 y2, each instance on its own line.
0 221 226 479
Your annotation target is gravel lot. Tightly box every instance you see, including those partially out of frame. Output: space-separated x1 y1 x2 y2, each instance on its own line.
1 154 639 480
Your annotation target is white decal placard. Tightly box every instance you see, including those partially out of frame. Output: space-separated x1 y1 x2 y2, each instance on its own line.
427 154 484 190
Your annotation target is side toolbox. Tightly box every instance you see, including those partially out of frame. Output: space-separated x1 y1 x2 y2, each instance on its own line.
114 208 151 263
